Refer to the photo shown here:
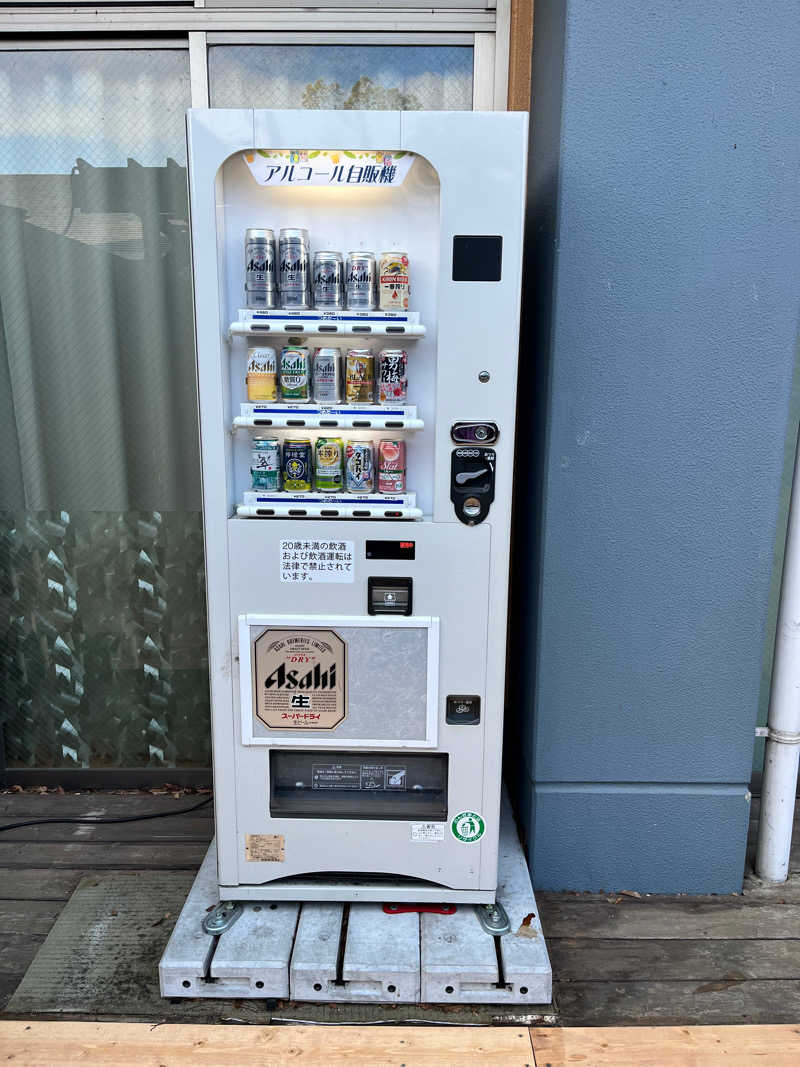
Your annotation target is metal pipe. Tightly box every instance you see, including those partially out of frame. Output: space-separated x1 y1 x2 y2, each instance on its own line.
756 428 800 882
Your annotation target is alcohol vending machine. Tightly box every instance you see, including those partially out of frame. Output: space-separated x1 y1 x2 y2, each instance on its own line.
187 109 527 903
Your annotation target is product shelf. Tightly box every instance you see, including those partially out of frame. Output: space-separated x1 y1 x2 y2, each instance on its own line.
229 307 426 341
233 403 423 432
237 490 421 521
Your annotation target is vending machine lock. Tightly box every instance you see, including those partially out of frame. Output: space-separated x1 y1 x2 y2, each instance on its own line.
451 422 499 445
368 576 413 616
450 448 496 525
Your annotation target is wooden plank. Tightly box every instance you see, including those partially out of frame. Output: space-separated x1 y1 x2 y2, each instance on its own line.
507 0 534 110
551 979 800 1026
531 1024 800 1066
0 818 215 843
0 900 62 935
0 841 209 869
548 937 800 981
0 1021 536 1066
0 794 213 817
0 868 84 901
537 896 800 939
0 931 48 973
743 870 800 902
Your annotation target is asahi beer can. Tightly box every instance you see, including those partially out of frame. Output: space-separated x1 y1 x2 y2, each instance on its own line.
280 346 310 401
279 228 310 308
378 349 408 404
246 344 278 402
345 441 374 493
312 347 343 404
378 439 406 494
282 438 313 492
312 251 344 309
345 349 374 404
315 438 345 492
251 436 281 491
345 251 377 310
378 252 410 311
244 229 276 309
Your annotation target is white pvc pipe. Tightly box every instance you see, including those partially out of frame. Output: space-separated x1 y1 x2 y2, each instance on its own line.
756 428 800 882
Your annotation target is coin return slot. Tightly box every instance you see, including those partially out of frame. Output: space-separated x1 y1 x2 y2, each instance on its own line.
368 576 412 616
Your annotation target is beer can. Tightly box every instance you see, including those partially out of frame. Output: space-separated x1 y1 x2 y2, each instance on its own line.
251 436 281 491
246 344 278 402
378 349 408 404
312 347 343 404
345 349 374 404
282 438 313 492
345 251 377 310
378 252 410 311
279 228 311 309
345 441 374 493
312 251 344 309
280 346 310 401
315 438 345 492
378 439 406 494
244 229 276 309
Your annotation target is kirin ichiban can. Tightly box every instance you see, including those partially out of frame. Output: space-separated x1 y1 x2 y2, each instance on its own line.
378 252 410 311
280 346 310 401
378 439 406 494
345 441 374 493
251 437 280 491
278 228 310 308
315 438 345 492
312 347 343 404
282 439 313 492
345 251 377 310
312 251 344 309
246 344 278 402
345 349 374 404
378 349 408 404
244 228 276 309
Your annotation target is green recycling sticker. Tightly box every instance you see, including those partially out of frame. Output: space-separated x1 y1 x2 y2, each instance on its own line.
451 811 485 843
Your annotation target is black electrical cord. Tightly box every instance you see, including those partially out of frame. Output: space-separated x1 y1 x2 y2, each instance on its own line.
0 793 212 833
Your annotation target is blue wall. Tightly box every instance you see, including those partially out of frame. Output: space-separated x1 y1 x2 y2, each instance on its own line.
510 0 800 892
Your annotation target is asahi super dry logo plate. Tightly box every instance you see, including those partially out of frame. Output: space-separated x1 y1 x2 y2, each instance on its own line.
254 628 346 730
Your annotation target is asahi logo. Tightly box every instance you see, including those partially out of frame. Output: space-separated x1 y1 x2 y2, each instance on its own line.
254 629 346 731
264 659 336 691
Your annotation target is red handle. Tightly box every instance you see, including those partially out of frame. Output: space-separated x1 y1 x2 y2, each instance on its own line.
382 903 457 915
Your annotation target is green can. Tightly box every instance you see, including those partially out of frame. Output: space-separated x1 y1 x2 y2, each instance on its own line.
280 346 310 401
315 437 344 492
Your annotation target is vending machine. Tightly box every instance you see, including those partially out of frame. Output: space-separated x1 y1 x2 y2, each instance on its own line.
187 109 527 903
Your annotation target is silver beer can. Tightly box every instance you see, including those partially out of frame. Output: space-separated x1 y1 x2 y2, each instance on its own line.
312 347 343 404
244 228 276 309
312 251 344 309
279 227 311 309
345 251 377 310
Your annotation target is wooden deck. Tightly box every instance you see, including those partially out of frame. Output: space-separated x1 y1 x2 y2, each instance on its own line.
1 788 799 1026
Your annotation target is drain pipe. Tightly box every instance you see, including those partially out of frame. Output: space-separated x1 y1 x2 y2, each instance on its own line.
756 428 800 883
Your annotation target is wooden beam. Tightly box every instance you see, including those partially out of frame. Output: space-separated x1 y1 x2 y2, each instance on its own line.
0 1021 536 1066
531 1024 800 1066
507 0 534 110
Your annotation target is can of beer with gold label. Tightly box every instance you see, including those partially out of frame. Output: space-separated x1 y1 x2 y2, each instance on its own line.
345 349 374 404
246 345 278 402
378 252 410 311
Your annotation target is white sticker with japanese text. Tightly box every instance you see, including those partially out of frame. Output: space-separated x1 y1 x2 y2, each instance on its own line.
280 539 354 583
410 822 446 843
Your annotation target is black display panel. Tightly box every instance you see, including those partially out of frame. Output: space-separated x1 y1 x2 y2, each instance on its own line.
366 539 416 560
452 235 503 281
270 751 448 820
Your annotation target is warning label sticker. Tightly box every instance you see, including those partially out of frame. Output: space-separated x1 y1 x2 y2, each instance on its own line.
410 822 446 843
245 834 285 862
311 763 408 791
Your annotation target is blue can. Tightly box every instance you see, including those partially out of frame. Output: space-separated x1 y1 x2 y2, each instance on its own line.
251 437 280 491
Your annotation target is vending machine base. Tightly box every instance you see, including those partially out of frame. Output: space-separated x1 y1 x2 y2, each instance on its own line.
159 794 551 1006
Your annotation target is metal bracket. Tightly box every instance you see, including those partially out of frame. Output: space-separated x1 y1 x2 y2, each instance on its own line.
474 901 510 936
202 900 243 935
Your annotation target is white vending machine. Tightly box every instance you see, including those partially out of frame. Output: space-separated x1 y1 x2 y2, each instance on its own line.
187 109 527 903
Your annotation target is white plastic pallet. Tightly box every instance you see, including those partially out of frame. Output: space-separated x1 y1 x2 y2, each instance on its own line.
159 797 552 1005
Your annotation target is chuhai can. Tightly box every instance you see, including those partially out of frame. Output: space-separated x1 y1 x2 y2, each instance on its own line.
282 438 313 492
378 349 408 404
246 345 278 402
378 252 410 311
279 228 310 308
251 436 281 491
345 441 374 493
378 439 406 494
315 438 345 492
313 347 343 404
345 251 377 310
244 229 276 309
280 346 310 401
312 251 344 309
345 349 374 404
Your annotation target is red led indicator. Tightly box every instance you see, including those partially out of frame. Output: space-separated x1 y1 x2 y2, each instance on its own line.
400 542 414 549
